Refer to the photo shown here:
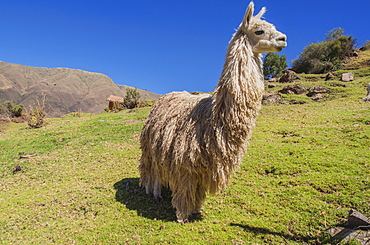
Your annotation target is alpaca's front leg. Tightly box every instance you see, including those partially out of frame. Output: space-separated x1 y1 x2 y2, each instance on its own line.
171 182 197 224
191 184 206 216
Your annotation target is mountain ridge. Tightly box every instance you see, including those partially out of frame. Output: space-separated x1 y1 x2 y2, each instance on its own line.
0 61 161 117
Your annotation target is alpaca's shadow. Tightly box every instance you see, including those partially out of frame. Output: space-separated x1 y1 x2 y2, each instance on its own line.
230 223 315 243
115 178 202 222
114 178 176 221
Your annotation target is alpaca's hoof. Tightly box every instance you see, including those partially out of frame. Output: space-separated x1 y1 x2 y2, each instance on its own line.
177 219 189 225
191 210 202 216
154 195 163 202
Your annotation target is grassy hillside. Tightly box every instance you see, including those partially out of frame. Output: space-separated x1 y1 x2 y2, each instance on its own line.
0 70 369 244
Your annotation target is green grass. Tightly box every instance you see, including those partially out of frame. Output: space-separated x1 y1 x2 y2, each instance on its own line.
0 76 369 244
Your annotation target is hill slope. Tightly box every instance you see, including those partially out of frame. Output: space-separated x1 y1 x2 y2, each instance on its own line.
0 61 161 117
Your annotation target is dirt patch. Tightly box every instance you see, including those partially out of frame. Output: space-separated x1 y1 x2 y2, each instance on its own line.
123 119 141 125
0 118 10 132
11 115 27 123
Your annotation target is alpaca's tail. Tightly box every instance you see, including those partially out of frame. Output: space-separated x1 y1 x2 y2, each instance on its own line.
139 152 162 200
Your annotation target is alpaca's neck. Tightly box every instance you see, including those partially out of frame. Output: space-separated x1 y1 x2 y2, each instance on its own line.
212 30 264 128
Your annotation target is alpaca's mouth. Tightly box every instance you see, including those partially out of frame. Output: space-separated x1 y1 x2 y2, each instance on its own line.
275 46 284 52
275 47 283 52
275 42 287 52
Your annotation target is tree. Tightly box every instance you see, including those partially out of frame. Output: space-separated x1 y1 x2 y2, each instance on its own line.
362 40 370 51
263 52 288 79
325 27 344 41
292 27 356 74
123 87 141 109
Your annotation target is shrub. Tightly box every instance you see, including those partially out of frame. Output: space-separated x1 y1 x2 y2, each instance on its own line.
27 95 47 128
5 101 24 117
123 87 141 109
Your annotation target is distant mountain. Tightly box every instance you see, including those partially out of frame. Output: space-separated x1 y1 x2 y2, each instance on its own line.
0 61 161 117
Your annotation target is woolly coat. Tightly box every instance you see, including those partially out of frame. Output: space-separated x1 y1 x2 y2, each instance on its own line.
139 25 264 221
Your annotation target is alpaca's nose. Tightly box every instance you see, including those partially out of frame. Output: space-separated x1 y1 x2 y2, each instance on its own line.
276 34 287 42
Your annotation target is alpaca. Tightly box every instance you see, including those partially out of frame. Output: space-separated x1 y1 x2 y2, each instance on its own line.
139 2 287 223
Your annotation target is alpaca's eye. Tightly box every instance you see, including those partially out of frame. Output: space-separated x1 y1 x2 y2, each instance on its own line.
255 30 264 35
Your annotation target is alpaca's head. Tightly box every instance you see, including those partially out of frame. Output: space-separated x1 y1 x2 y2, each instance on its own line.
240 2 287 54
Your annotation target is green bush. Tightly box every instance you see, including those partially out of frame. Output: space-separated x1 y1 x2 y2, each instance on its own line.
5 101 24 117
292 27 356 74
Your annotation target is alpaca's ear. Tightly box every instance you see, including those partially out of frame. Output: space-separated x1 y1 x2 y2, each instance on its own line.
255 7 266 19
242 2 254 29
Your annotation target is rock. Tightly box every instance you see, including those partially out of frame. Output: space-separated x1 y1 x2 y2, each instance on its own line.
307 86 329 97
347 209 370 229
268 77 280 83
341 72 354 82
326 209 370 245
267 84 276 88
327 227 370 245
279 70 300 83
351 50 359 57
290 100 306 104
12 165 22 174
307 86 327 101
262 92 281 104
311 93 325 101
329 83 348 87
325 72 335 81
19 154 38 159
278 84 307 94
362 83 370 102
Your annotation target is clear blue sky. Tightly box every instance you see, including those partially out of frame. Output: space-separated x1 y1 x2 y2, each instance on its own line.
1 0 369 95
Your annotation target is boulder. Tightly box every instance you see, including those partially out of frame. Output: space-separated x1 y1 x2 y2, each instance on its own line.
267 77 279 83
347 209 370 229
279 84 307 94
307 86 329 101
262 91 281 104
311 93 325 101
279 70 300 83
326 209 370 245
325 72 335 81
341 72 354 82
307 86 328 96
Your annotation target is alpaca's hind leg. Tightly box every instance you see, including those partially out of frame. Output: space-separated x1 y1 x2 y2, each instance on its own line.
153 178 162 201
145 175 153 195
